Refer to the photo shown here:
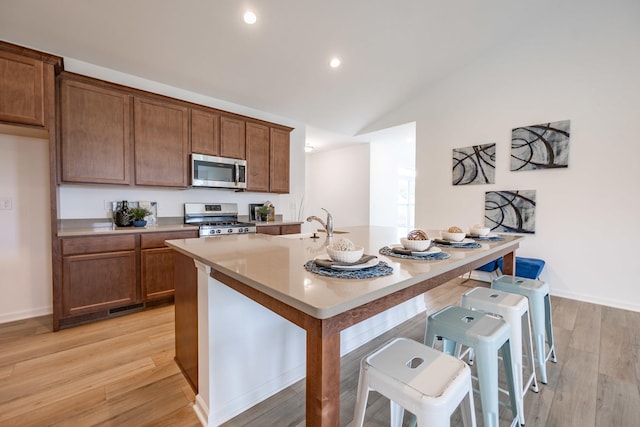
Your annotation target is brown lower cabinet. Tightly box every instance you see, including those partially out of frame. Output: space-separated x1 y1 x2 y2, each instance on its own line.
256 223 301 235
173 250 198 391
56 229 197 329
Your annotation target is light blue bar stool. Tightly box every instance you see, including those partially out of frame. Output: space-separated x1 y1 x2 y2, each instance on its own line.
492 275 557 384
425 305 519 427
461 287 539 425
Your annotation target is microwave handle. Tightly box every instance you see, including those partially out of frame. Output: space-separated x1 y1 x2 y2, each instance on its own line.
234 162 239 185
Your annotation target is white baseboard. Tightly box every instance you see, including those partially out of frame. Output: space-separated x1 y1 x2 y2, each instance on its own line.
550 289 640 313
0 306 52 324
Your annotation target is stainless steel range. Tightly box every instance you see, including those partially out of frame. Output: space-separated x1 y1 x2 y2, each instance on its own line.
184 203 256 237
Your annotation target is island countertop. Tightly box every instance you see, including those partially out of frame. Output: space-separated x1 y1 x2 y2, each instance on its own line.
166 225 523 319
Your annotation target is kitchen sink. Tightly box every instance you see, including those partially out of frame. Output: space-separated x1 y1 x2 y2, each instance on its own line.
277 230 349 239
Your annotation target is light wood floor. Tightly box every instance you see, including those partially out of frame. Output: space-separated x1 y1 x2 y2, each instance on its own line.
1 279 639 426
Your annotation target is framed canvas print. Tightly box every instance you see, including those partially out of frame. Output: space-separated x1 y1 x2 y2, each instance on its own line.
511 120 570 171
452 143 496 185
485 190 536 234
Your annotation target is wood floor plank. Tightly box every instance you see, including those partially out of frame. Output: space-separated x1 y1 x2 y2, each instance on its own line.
568 301 602 353
546 345 599 426
599 305 635 382
596 373 640 427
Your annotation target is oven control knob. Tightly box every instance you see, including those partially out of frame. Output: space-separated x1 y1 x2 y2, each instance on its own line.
216 229 221 234
227 228 233 233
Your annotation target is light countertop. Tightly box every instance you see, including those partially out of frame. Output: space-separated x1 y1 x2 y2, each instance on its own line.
165 226 523 319
57 217 197 237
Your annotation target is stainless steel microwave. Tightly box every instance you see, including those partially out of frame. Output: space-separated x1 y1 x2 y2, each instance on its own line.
191 153 247 189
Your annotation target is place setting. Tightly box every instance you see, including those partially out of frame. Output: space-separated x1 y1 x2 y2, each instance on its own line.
304 238 393 279
433 226 482 248
379 229 451 261
466 224 505 242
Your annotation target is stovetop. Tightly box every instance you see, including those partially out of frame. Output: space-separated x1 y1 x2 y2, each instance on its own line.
184 203 256 237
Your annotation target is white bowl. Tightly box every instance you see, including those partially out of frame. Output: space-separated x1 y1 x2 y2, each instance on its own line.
400 237 432 251
441 231 466 242
326 245 364 263
470 226 490 236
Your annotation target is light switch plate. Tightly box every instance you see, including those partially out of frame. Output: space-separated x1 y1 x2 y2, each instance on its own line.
0 197 12 210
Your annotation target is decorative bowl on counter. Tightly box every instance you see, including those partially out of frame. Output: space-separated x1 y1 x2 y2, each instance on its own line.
441 230 466 242
326 245 364 263
469 225 490 236
400 237 432 251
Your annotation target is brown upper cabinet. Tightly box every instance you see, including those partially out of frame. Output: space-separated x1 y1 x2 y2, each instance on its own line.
245 122 270 192
0 41 62 129
270 127 291 193
134 97 189 187
191 108 220 156
59 75 132 184
220 115 245 159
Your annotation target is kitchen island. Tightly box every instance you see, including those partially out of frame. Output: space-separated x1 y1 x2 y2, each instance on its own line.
166 226 522 426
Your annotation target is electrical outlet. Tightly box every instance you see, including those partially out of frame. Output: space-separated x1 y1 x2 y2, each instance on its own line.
0 197 13 210
104 200 112 211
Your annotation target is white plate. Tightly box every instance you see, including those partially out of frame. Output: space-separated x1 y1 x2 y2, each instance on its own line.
443 238 474 244
314 255 379 270
468 233 498 238
390 244 442 256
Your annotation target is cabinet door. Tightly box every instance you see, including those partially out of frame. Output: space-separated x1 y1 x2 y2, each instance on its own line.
245 122 270 192
0 50 44 127
220 115 245 159
60 78 132 184
134 97 189 187
270 127 290 193
191 108 220 156
62 251 137 316
141 247 175 301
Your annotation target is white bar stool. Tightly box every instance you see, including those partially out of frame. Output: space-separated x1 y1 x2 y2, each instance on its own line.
461 287 539 425
352 337 476 427
492 275 557 384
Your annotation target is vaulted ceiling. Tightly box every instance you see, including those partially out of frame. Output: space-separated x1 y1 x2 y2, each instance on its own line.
1 1 550 143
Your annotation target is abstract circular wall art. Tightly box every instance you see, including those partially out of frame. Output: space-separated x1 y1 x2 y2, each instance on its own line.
452 143 496 185
511 120 570 171
484 190 536 234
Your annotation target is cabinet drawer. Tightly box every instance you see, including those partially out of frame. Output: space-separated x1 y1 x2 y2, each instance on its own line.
62 235 136 255
140 230 198 249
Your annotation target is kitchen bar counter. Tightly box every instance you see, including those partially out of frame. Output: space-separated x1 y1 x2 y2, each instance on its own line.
166 226 522 426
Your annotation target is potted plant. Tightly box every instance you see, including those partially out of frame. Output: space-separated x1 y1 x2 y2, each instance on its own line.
129 206 151 227
256 205 269 222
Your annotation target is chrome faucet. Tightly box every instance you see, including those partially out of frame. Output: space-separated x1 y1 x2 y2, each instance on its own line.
306 208 333 237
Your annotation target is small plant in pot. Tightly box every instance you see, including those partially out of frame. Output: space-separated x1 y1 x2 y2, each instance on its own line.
257 205 269 222
129 206 151 227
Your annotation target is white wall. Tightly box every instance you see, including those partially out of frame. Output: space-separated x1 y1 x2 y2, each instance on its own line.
304 144 370 231
369 139 415 227
0 134 53 322
366 1 640 311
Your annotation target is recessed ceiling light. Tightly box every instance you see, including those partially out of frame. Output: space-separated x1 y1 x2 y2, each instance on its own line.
329 57 341 68
244 11 257 24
